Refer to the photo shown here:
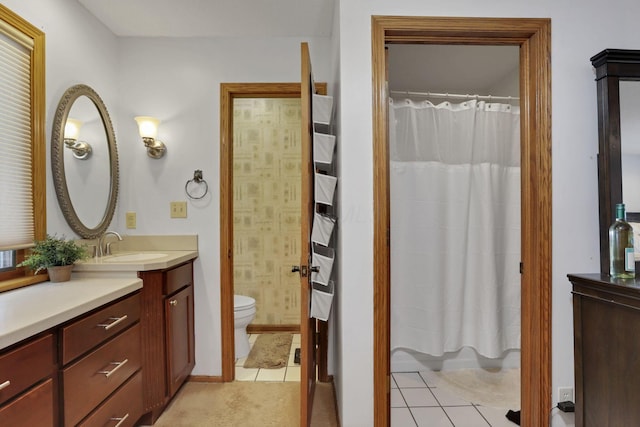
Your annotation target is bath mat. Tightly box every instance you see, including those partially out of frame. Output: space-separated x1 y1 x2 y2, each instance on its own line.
434 368 520 409
243 333 293 369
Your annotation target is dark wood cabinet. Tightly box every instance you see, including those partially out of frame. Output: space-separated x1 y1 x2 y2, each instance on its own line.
60 292 143 427
0 379 56 427
0 291 143 427
0 334 56 426
165 284 195 398
569 274 640 426
139 261 195 424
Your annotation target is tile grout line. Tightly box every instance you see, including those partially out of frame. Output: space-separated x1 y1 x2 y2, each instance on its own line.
394 371 501 427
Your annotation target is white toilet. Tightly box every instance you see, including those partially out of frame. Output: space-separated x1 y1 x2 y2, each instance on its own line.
234 294 256 359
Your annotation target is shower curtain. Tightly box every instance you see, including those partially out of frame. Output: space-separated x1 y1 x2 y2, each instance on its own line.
389 98 521 359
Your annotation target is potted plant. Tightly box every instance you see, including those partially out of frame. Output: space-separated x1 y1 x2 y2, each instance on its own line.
18 234 88 282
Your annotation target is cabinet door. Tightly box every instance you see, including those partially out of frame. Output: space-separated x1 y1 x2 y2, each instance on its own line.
165 285 194 398
0 379 55 427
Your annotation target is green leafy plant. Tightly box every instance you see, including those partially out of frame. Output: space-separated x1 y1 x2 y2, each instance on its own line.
18 234 88 274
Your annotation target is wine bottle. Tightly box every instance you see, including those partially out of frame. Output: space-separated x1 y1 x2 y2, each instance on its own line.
609 203 635 279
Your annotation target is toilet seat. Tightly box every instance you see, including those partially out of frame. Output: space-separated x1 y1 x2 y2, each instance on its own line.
234 295 255 311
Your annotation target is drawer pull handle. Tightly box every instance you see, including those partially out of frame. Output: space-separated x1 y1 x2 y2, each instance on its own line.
97 315 128 330
0 380 10 391
110 413 129 427
98 358 129 378
169 299 178 306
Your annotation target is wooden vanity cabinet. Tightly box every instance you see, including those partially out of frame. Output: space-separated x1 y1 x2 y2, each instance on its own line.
569 274 640 426
139 261 195 424
165 283 195 398
0 333 56 426
60 292 143 427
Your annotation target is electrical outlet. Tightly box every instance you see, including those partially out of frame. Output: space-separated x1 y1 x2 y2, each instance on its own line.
126 211 136 229
558 386 574 403
170 201 187 218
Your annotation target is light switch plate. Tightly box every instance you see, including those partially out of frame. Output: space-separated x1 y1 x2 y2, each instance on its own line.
170 201 187 218
126 211 136 229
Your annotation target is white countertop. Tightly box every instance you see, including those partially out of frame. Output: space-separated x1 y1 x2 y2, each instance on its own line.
0 277 142 350
74 250 198 272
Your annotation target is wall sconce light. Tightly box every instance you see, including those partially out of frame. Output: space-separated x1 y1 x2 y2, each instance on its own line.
63 118 92 160
134 116 166 159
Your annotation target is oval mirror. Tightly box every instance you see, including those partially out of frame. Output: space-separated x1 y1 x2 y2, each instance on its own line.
51 84 119 239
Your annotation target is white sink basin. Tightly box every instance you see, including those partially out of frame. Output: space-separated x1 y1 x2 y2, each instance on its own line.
104 253 168 262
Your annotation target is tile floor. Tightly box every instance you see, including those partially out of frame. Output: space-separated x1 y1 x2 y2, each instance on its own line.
391 371 517 427
235 333 301 382
235 335 520 425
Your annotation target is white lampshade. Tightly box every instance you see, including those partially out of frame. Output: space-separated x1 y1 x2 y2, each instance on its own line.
134 116 160 139
64 118 83 141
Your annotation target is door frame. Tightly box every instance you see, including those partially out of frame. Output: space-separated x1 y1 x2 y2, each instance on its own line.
372 16 552 426
219 82 327 382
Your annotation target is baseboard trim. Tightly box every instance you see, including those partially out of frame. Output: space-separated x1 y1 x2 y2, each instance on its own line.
188 375 224 383
247 324 300 333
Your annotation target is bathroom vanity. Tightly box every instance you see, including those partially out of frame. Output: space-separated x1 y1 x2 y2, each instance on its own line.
0 278 143 426
137 261 195 423
568 274 640 426
0 238 198 426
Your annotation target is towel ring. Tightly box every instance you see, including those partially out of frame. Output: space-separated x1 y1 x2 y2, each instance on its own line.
185 169 208 200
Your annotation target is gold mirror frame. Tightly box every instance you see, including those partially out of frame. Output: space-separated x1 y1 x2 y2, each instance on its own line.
51 84 119 239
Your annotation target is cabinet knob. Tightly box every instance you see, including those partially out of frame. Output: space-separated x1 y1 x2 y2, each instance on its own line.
0 380 10 391
169 299 178 306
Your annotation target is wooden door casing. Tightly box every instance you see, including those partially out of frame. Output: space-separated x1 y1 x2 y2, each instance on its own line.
372 16 552 427
219 80 328 427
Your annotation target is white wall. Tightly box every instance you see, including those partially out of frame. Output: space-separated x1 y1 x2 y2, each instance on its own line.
2 0 120 237
115 37 332 376
336 0 640 426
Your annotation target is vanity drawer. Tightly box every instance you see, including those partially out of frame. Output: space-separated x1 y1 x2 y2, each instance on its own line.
61 292 140 364
63 324 141 427
0 333 54 405
78 370 143 427
164 262 192 295
0 378 55 427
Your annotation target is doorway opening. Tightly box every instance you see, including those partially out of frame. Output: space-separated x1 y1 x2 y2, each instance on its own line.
387 43 522 420
220 81 330 424
372 16 551 427
220 82 317 381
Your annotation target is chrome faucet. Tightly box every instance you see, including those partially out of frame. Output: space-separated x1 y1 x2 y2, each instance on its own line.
99 231 122 256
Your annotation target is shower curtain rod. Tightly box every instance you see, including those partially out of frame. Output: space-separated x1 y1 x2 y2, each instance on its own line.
389 90 520 102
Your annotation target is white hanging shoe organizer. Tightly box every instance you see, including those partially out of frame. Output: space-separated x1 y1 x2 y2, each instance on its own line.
313 132 336 167
310 280 334 322
311 213 336 247
311 244 335 286
312 94 333 126
315 173 337 206
308 83 336 321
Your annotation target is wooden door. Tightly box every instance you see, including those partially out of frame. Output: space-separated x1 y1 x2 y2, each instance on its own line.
299 41 316 427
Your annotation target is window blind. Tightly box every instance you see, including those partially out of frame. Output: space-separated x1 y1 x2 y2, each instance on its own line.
0 27 34 251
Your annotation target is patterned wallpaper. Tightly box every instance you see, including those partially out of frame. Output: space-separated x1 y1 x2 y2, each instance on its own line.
233 98 301 325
